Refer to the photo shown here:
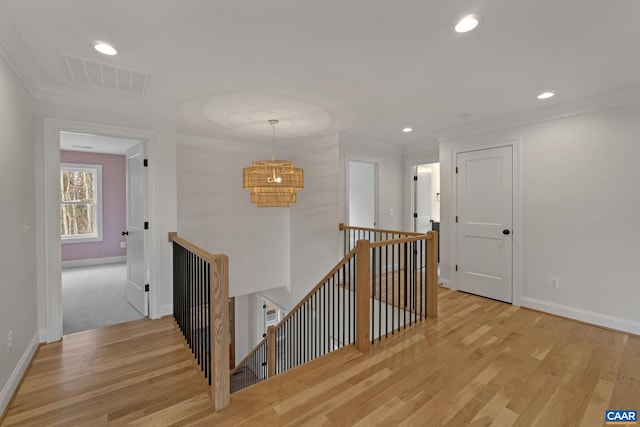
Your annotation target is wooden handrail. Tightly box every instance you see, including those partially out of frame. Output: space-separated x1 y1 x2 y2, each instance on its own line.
168 231 229 411
369 233 433 248
168 231 226 263
230 228 438 392
230 336 267 376
275 247 357 328
339 223 426 237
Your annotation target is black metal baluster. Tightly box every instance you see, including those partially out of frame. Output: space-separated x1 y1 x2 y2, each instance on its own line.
371 246 375 345
375 247 382 341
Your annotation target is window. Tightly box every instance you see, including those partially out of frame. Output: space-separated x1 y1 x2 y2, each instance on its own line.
60 163 103 243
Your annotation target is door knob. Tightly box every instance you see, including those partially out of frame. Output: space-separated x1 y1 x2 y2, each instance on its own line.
502 229 510 235
122 231 129 236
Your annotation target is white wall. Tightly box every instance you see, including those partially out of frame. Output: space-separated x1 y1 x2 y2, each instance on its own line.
233 293 261 366
263 135 342 309
177 136 290 297
0 55 38 415
440 103 640 334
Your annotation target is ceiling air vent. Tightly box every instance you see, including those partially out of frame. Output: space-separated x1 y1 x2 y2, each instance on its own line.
61 54 149 95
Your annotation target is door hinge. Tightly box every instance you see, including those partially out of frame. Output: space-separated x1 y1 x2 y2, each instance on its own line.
455 216 458 223
413 175 418 181
455 265 458 272
413 213 418 218
144 221 149 230
145 284 149 292
144 159 148 167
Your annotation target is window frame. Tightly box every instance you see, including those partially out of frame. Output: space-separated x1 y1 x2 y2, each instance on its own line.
60 163 103 244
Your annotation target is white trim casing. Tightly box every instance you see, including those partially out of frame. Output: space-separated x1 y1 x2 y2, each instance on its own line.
41 118 161 343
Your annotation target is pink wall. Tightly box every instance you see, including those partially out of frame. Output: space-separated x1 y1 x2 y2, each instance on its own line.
60 150 127 261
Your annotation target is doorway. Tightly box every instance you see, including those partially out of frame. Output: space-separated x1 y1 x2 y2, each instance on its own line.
455 146 513 303
59 131 148 335
347 160 378 228
412 162 440 234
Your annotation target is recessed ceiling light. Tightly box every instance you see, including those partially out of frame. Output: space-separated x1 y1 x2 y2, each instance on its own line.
537 91 555 100
94 42 117 56
455 15 479 33
402 127 413 133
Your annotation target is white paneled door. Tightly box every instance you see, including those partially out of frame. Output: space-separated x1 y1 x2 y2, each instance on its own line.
456 146 513 303
125 143 149 316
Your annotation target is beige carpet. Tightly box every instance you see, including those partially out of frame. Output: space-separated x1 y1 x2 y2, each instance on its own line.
62 262 144 335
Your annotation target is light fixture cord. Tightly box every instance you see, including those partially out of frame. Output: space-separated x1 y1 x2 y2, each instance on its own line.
271 121 276 161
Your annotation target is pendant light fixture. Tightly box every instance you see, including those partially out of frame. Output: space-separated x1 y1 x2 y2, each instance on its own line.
243 119 303 207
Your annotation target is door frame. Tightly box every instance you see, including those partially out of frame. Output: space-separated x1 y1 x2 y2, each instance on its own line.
41 118 159 343
450 139 523 306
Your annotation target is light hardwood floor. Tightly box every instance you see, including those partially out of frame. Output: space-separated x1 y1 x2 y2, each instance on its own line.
3 288 639 426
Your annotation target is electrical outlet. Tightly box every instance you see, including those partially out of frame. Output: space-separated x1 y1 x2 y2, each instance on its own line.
7 330 12 352
120 241 126 248
549 276 560 289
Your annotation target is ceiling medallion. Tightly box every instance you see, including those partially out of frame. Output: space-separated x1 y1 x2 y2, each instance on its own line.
242 120 304 207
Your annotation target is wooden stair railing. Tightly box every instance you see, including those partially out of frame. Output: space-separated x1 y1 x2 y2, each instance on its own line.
231 224 438 393
231 246 359 392
168 232 229 412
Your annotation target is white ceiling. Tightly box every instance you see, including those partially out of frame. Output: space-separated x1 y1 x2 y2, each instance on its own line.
2 0 640 147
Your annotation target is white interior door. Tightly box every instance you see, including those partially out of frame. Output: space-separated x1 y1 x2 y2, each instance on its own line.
414 166 432 233
456 146 513 303
125 142 148 316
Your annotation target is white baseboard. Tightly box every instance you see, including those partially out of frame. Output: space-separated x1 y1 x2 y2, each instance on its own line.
61 256 126 269
520 297 640 336
0 332 39 417
160 304 173 318
439 278 450 287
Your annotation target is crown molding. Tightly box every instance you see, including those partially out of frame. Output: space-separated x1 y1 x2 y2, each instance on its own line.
435 85 640 142
0 4 38 98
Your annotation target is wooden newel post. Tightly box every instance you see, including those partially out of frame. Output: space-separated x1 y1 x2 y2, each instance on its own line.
211 255 230 411
426 231 438 318
267 325 276 378
355 239 371 353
